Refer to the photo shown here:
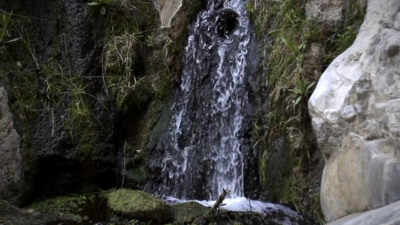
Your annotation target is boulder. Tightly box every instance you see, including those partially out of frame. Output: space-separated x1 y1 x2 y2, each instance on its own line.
328 200 400 225
309 0 400 222
0 87 23 203
171 202 209 224
107 189 172 223
306 0 367 29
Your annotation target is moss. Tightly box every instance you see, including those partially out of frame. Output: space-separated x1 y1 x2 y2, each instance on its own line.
171 202 209 224
126 168 148 184
107 189 171 223
156 71 173 100
29 194 96 221
73 123 98 161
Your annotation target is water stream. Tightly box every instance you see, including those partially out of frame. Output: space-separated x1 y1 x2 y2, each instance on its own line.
160 0 254 200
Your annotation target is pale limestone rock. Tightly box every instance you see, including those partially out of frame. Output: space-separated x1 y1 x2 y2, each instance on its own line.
306 0 367 28
328 200 400 225
0 87 23 202
152 0 183 28
309 0 400 222
306 0 346 27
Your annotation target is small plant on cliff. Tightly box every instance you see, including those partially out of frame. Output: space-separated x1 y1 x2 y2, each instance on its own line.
88 0 118 15
103 32 140 108
288 78 315 106
0 12 19 44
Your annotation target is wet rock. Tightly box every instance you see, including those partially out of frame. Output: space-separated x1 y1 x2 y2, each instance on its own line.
328 200 400 225
107 189 172 223
0 200 45 225
171 202 209 224
309 0 400 222
216 9 239 37
189 209 315 225
146 0 257 201
0 87 23 203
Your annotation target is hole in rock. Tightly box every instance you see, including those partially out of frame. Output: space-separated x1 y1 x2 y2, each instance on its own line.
216 9 239 37
213 0 224 10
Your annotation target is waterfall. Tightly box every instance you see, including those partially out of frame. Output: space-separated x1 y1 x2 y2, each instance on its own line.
160 0 254 200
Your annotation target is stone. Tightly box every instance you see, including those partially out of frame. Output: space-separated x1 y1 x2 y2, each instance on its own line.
152 0 183 28
306 0 346 28
306 0 367 29
0 87 23 203
328 200 400 225
171 202 209 224
107 189 172 223
0 200 45 225
309 0 400 222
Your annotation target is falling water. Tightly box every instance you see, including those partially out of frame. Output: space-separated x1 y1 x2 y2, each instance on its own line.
159 0 254 200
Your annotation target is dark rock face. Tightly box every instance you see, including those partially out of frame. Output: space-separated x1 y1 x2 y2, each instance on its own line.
0 0 118 203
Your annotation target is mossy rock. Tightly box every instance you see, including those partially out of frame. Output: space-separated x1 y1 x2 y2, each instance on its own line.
171 202 209 224
107 189 171 223
29 194 96 221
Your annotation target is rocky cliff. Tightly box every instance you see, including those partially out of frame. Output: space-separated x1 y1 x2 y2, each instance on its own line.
0 0 202 205
309 0 400 223
2 0 398 224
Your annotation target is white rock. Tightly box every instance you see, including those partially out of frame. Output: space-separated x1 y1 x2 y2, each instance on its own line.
152 0 183 28
309 0 400 222
328 200 400 225
306 0 367 28
0 87 23 202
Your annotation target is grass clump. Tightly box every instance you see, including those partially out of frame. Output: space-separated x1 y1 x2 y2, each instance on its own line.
88 0 118 15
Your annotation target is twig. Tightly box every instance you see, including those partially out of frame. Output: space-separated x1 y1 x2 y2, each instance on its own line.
211 189 230 213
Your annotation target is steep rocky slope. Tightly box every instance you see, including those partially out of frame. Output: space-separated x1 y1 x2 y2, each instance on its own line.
0 0 202 205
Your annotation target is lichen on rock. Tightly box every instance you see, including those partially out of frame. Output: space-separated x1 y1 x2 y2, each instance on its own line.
107 189 172 223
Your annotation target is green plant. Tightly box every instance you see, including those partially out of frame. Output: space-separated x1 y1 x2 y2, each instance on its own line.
0 12 19 43
145 35 153 47
334 25 358 53
128 220 139 225
246 0 269 35
103 32 141 109
88 0 118 15
288 79 315 105
259 154 268 185
30 194 95 221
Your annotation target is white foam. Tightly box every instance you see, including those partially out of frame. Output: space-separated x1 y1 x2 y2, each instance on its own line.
166 196 299 217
